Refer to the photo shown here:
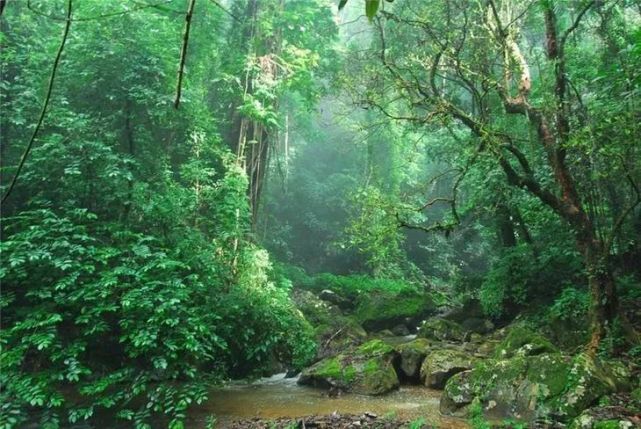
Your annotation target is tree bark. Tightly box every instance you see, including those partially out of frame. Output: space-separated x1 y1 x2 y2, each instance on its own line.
578 235 618 353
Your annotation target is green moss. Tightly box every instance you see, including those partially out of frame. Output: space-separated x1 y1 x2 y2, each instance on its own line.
305 273 417 298
593 421 623 429
397 338 431 353
356 339 394 357
443 351 630 423
526 354 571 397
495 326 558 358
363 358 381 375
355 291 433 330
314 357 342 379
307 356 357 383
299 339 400 395
418 318 466 342
472 356 528 390
343 364 357 382
358 360 399 395
554 354 617 418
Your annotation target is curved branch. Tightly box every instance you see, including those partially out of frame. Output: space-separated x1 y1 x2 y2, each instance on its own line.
561 1 596 48
398 141 483 235
2 0 73 204
207 0 241 22
605 174 641 255
501 143 533 176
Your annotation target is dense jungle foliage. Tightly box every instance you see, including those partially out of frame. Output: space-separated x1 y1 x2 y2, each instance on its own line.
1 0 640 428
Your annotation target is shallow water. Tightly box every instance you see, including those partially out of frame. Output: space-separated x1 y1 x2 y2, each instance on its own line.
187 373 469 428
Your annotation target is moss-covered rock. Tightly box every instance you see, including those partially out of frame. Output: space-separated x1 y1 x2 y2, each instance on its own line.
460 318 495 335
439 370 475 417
442 299 485 323
475 339 501 357
318 289 352 309
292 289 367 359
440 352 631 425
494 325 558 358
390 324 411 336
355 290 434 332
420 348 475 388
395 338 431 380
569 405 640 429
554 354 631 418
417 318 467 343
298 339 400 395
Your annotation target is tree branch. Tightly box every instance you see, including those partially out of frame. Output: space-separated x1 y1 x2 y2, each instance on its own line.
605 173 641 255
561 1 596 48
174 0 197 109
398 141 483 235
2 0 73 204
207 0 241 22
501 143 533 176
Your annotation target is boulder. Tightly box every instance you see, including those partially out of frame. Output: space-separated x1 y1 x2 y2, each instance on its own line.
475 339 501 357
494 325 558 358
298 339 400 395
439 370 475 417
292 289 367 359
420 348 475 388
442 299 485 323
570 406 640 429
460 317 495 335
555 354 631 418
417 318 467 343
355 290 434 332
319 289 352 309
390 324 411 336
292 289 341 326
376 329 395 338
440 352 631 424
395 338 431 380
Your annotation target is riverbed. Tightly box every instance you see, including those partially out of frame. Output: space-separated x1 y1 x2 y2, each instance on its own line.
187 373 469 428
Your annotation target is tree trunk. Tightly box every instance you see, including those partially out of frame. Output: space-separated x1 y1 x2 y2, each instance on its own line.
575 223 618 354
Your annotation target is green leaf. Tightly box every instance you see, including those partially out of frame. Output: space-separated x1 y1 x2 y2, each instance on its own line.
365 0 380 20
338 0 348 9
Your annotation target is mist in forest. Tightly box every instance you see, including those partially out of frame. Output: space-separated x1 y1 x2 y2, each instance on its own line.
1 1 640 428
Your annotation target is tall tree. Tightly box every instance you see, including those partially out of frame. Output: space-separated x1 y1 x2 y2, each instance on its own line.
358 0 640 351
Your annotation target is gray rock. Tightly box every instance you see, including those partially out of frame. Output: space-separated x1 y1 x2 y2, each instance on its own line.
395 338 431 380
420 348 475 388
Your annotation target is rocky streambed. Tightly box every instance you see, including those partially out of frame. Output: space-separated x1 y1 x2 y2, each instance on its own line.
288 287 641 428
186 288 640 429
187 372 468 428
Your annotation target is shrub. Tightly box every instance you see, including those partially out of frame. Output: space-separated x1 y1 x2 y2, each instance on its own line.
0 209 316 427
548 287 590 322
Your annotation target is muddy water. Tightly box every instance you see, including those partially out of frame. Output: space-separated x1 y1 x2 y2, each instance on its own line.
187 373 469 428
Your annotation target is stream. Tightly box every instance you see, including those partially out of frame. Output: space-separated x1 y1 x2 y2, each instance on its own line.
187 373 470 428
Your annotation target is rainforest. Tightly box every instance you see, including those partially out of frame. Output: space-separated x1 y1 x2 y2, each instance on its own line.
1 0 640 428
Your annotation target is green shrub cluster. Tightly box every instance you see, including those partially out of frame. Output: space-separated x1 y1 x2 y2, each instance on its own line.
300 272 418 299
1 206 316 428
